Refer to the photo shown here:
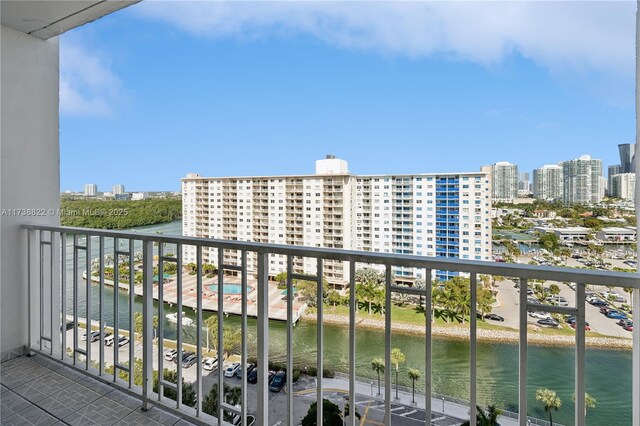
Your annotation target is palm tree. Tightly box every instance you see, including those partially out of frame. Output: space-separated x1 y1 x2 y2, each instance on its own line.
572 392 597 417
461 405 503 426
536 388 561 425
548 284 561 304
407 369 420 404
371 358 384 395
390 348 405 400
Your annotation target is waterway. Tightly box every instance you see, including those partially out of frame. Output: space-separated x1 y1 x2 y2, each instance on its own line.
62 221 633 425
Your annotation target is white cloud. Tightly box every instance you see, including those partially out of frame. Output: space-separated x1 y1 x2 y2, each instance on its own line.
60 39 122 116
134 1 635 77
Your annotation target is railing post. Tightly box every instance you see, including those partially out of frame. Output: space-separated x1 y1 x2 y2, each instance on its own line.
518 278 528 426
384 265 392 425
574 283 586 426
469 273 477 426
633 288 640 426
256 251 269 425
142 239 154 411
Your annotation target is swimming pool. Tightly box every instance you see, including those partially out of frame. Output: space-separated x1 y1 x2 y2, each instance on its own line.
206 283 254 295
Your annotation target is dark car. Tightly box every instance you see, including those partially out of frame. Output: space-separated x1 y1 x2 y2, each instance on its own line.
618 319 633 328
269 371 286 392
588 298 608 307
600 306 613 315
82 330 103 342
174 350 195 364
61 321 75 331
484 313 504 322
182 354 197 368
537 318 559 327
247 368 258 384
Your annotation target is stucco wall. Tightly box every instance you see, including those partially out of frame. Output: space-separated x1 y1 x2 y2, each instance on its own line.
1 24 60 358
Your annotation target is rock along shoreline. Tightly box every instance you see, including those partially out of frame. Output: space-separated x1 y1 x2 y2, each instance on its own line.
302 313 633 350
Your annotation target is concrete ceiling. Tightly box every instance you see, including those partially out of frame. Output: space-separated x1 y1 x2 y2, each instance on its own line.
1 0 140 39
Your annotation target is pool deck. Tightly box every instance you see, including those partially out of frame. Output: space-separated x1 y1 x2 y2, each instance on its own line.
86 272 307 322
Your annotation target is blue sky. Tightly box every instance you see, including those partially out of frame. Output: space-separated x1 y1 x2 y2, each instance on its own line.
60 1 636 192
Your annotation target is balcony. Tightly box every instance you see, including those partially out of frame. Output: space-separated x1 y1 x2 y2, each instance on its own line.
6 224 637 426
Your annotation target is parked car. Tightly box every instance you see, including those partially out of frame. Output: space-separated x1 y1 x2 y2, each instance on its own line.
268 370 276 384
82 330 102 342
224 363 241 378
164 349 179 361
247 368 258 384
529 311 551 320
618 319 633 328
599 306 614 315
484 313 504 322
606 311 628 320
564 315 576 324
236 363 256 378
105 334 129 347
537 318 559 327
269 370 286 392
61 321 75 331
569 322 591 331
623 324 634 332
174 351 195 364
182 354 198 368
589 299 608 307
203 357 218 371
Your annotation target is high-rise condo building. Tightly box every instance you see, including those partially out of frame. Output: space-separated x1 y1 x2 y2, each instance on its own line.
182 157 492 284
112 184 125 195
608 164 623 196
483 162 518 202
533 164 563 201
518 172 531 193
84 184 97 196
618 143 635 173
561 155 604 204
610 173 636 201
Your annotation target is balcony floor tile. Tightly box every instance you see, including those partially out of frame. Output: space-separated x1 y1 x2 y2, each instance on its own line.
2 403 58 426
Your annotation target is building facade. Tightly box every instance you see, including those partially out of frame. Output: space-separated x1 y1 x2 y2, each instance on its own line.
618 143 636 173
84 184 97 196
484 162 518 202
561 155 604 204
533 164 563 201
611 173 636 202
182 157 492 284
112 184 125 195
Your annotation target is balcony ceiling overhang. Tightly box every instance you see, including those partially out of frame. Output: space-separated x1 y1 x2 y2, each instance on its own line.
1 0 140 40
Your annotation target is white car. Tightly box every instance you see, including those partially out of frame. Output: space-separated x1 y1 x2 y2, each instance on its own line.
224 362 240 377
203 357 218 371
164 349 179 361
529 311 551 320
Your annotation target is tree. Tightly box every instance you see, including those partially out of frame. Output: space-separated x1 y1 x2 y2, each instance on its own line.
153 368 196 407
371 358 384 395
204 315 218 352
572 393 596 417
203 383 241 422
301 399 343 426
275 271 288 285
548 284 561 305
355 268 384 285
536 388 561 425
539 233 560 254
390 348 405 400
477 288 494 319
407 369 421 403
133 312 143 339
461 405 503 426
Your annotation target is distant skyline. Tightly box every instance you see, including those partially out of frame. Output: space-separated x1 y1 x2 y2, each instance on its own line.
60 2 635 192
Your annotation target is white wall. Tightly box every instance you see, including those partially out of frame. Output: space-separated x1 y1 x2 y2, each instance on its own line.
0 25 59 359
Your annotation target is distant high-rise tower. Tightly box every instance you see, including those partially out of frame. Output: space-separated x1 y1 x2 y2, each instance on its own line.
84 184 97 196
608 164 622 196
113 184 125 195
561 155 603 204
610 173 636 201
618 143 635 173
533 165 563 201
484 162 518 201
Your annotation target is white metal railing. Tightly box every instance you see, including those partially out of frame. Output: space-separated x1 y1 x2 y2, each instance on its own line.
23 224 640 426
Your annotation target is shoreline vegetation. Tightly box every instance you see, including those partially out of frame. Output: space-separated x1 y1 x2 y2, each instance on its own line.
302 312 633 350
60 197 181 229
